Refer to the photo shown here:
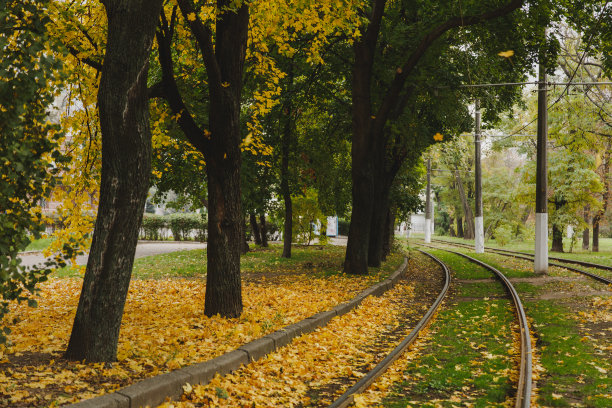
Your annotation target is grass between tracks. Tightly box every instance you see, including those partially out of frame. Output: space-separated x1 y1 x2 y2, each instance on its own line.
417 235 612 269
356 250 520 408
1 244 403 407
525 297 612 407
409 245 612 407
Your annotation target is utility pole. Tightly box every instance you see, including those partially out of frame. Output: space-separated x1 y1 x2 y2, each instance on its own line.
474 100 484 253
535 54 548 274
424 158 432 243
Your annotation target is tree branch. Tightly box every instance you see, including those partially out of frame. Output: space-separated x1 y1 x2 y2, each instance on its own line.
153 8 209 154
175 0 222 89
375 0 524 130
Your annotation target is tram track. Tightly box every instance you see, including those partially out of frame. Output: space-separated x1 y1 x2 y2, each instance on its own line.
415 243 533 408
428 238 612 285
328 249 451 408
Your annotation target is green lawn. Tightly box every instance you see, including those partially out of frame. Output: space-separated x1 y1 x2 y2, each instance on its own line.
52 243 405 281
24 237 54 251
408 234 612 269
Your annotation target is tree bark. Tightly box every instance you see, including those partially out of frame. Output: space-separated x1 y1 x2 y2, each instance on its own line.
241 218 250 254
551 223 564 252
454 170 475 240
249 212 262 245
456 215 464 238
155 0 248 317
582 205 590 250
65 0 163 362
259 213 268 247
280 65 294 258
593 142 610 252
382 206 395 260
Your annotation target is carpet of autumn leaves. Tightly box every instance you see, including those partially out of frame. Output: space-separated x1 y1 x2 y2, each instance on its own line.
158 271 423 407
0 246 402 407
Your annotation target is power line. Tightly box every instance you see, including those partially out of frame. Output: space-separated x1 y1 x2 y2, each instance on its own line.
456 81 612 88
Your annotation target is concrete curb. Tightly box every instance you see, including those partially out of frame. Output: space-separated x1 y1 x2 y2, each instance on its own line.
67 256 409 408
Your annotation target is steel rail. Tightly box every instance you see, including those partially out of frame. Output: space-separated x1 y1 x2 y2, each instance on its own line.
428 238 612 285
418 243 532 408
328 249 451 408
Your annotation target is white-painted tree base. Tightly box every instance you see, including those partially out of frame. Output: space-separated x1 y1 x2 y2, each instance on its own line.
535 212 548 274
424 219 431 243
475 216 484 253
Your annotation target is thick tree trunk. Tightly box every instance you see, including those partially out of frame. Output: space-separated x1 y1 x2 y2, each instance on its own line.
454 170 474 239
259 213 268 247
65 0 163 362
582 205 590 250
551 223 564 252
155 1 248 318
382 206 395 260
202 3 249 318
368 194 388 266
250 212 262 245
241 218 250 254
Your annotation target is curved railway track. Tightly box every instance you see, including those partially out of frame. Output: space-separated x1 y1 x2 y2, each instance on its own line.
328 249 451 408
428 238 612 285
416 243 533 408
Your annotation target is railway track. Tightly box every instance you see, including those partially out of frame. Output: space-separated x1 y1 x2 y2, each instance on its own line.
416 243 533 408
328 249 451 408
427 238 612 285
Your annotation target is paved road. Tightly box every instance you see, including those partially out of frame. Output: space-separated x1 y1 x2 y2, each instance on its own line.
18 241 207 268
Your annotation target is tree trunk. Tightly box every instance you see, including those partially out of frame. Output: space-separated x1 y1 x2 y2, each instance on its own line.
593 142 610 253
250 212 262 245
367 158 391 267
65 0 163 362
241 218 250 254
454 169 474 239
582 205 590 250
551 223 564 252
456 215 464 238
202 3 249 317
154 1 248 318
593 219 600 252
280 65 294 258
259 213 268 247
382 206 395 260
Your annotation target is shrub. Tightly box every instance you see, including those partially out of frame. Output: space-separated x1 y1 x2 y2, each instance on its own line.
338 219 350 236
493 224 513 247
141 214 165 240
168 213 206 241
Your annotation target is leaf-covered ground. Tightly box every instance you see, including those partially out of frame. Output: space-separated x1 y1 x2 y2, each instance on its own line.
158 251 445 407
0 245 402 407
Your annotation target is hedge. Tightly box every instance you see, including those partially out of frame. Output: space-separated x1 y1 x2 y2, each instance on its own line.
140 213 207 241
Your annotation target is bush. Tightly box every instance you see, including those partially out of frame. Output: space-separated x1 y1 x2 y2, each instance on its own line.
168 213 206 241
338 219 350 236
493 224 513 247
141 214 165 240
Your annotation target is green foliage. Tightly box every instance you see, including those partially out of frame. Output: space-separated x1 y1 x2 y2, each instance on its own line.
168 213 207 241
292 189 326 245
140 213 207 242
0 0 69 343
141 214 166 240
493 224 513 247
338 219 350 236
